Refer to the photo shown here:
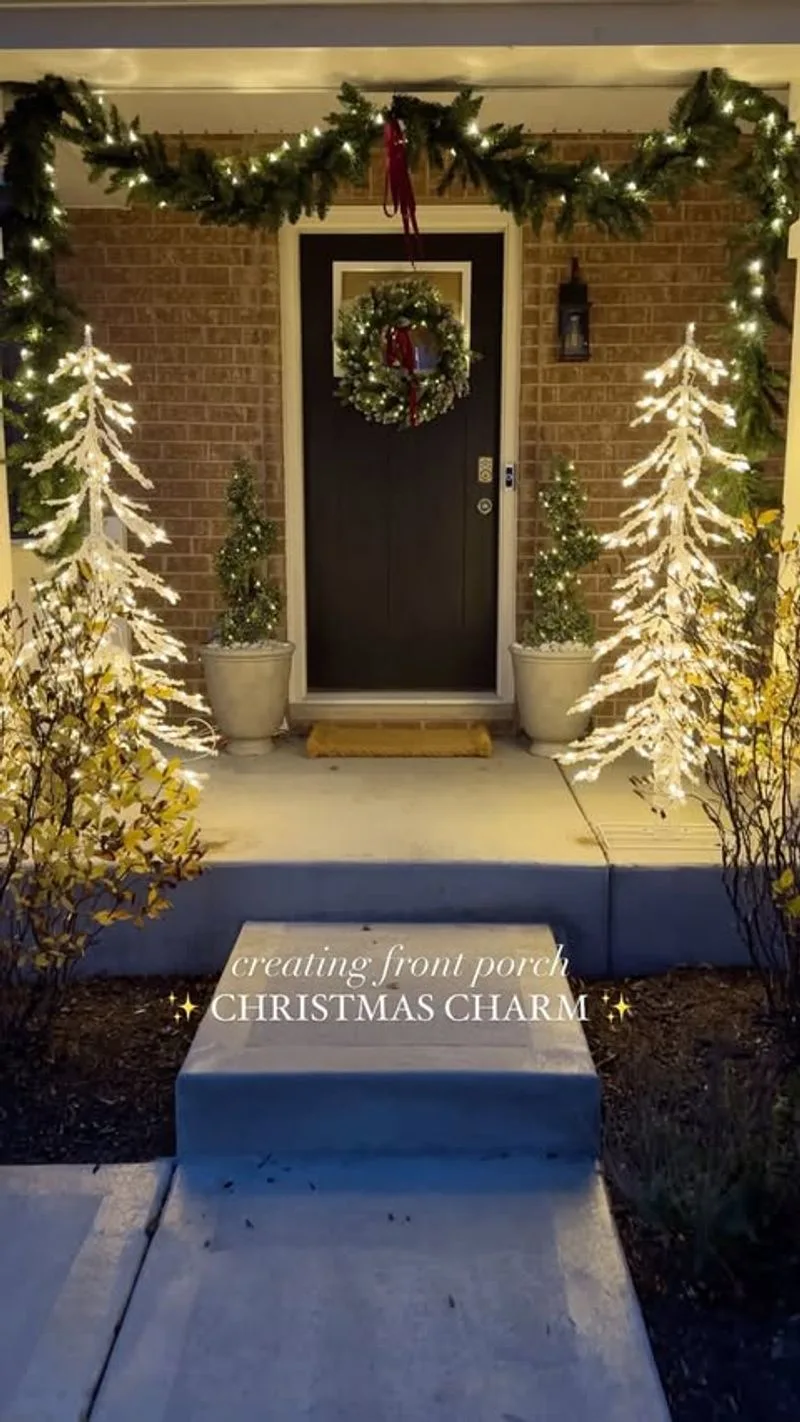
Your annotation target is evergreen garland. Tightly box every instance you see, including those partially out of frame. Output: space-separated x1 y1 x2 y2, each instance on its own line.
0 79 81 540
213 459 282 646
1 67 799 532
523 458 600 647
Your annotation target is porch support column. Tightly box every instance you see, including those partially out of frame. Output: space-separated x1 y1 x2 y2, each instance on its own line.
781 84 800 539
781 219 800 537
0 88 12 606
0 414 10 608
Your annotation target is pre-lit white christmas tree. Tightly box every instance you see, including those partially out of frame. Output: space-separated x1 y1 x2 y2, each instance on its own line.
560 323 751 804
24 326 214 760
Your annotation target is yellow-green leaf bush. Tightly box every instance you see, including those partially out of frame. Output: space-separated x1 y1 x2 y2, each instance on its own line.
0 576 205 1040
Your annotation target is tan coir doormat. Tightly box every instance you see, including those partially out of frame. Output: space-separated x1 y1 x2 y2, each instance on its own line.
306 723 493 758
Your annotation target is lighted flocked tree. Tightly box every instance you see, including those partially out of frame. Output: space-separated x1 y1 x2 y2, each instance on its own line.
23 325 214 758
523 457 600 647
560 324 752 805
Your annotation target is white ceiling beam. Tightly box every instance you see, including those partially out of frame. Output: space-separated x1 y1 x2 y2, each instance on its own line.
1 42 799 93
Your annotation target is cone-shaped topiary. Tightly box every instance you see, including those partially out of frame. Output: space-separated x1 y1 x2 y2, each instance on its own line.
213 459 282 646
522 457 600 648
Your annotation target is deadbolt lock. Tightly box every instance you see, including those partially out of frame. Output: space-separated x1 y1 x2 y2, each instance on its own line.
478 456 494 484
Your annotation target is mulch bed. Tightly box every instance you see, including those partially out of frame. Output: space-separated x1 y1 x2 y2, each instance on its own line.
2 968 799 1421
580 968 800 1422
0 976 216 1163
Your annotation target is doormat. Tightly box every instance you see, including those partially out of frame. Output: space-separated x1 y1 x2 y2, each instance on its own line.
306 723 493 758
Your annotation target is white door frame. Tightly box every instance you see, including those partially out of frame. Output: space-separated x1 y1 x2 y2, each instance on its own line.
279 205 521 719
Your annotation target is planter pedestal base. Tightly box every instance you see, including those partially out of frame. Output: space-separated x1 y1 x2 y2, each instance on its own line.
224 737 275 757
528 740 569 758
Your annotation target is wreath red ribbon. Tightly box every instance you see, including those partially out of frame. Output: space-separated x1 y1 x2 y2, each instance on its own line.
385 325 418 426
383 118 422 262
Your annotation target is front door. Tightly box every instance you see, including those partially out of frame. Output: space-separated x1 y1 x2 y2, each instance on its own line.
301 232 503 692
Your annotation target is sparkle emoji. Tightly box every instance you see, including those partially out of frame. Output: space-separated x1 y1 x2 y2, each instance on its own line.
613 993 632 1021
166 990 199 1023
610 993 632 1023
601 990 633 1025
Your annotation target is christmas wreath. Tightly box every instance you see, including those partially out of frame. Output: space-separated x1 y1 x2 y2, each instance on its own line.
335 278 473 428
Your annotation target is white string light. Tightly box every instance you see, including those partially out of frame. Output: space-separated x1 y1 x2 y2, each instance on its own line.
23 327 216 766
559 324 751 806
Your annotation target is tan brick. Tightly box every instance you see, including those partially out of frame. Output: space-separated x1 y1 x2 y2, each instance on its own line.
62 131 793 709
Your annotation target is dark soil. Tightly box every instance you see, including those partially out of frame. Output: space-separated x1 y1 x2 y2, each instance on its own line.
580 968 800 1422
0 976 216 1163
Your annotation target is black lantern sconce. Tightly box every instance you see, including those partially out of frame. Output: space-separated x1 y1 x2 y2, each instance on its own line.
557 257 591 362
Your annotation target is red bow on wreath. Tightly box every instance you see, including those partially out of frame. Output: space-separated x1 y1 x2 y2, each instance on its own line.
385 325 418 427
383 117 422 263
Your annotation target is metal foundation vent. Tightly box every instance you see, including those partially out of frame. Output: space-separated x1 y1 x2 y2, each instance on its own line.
593 821 719 861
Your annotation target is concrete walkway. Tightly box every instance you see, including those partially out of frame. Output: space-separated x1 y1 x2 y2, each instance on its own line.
0 1152 672 1422
91 1154 671 1422
0 1163 170 1422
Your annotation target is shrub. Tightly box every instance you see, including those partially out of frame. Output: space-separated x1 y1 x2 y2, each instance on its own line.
0 580 205 1041
605 1047 800 1283
701 531 800 1035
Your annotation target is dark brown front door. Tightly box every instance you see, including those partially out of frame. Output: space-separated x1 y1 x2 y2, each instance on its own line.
301 232 503 692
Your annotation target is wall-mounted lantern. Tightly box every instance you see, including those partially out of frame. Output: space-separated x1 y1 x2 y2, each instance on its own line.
557 257 591 362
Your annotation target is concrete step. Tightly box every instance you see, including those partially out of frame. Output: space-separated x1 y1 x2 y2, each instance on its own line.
91 1154 671 1422
177 923 600 1158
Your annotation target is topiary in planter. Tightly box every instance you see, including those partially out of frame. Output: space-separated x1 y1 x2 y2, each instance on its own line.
203 459 293 754
513 457 601 752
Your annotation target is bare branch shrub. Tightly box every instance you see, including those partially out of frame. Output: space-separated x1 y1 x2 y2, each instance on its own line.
701 534 800 1034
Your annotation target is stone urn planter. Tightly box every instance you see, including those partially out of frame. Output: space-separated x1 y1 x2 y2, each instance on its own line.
202 641 294 755
203 457 291 755
511 642 595 756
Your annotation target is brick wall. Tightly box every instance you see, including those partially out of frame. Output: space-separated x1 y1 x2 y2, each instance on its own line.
62 134 793 702
516 138 793 649
63 203 284 692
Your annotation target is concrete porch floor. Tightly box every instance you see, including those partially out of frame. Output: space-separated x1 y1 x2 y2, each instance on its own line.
89 737 743 980
196 737 718 868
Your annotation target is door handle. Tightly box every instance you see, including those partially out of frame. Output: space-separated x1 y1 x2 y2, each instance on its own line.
477 497 493 516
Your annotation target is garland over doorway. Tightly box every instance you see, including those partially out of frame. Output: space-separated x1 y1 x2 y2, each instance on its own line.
1 68 799 527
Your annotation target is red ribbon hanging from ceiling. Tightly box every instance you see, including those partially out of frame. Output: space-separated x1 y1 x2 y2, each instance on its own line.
383 117 422 263
385 325 418 427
